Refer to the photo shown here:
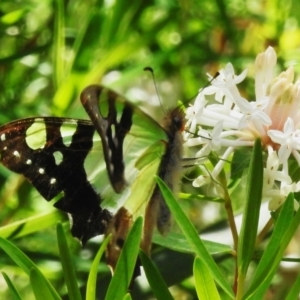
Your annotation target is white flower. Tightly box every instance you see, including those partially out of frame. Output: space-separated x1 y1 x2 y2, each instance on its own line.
268 182 300 211
268 118 300 166
186 46 300 211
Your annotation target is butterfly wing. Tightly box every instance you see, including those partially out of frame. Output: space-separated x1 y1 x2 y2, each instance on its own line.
79 85 185 264
0 90 169 244
0 117 111 243
80 85 171 216
80 85 167 194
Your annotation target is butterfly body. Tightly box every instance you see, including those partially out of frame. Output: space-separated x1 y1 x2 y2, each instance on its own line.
141 107 185 253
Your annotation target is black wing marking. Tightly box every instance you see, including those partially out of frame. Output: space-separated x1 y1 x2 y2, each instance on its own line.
80 85 133 193
0 117 111 244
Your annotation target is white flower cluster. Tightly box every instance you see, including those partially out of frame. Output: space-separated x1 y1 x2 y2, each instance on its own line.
186 47 300 210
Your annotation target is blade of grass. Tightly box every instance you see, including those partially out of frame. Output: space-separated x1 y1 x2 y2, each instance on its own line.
86 234 112 300
156 176 234 299
244 193 300 299
30 267 60 300
285 266 300 300
56 222 82 300
237 138 263 298
139 250 173 300
194 256 221 300
0 210 64 240
105 217 143 300
244 193 294 298
153 231 233 255
123 294 132 300
1 272 22 300
53 0 65 88
0 237 61 300
0 237 42 275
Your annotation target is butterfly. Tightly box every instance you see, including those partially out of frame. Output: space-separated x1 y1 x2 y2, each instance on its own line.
0 84 185 268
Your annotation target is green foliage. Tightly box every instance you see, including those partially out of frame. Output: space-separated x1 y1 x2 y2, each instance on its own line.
139 250 173 300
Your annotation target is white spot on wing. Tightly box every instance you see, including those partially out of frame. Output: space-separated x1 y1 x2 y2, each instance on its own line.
38 168 45 174
1 134 6 141
50 178 56 184
26 159 32 165
13 150 20 157
26 120 47 150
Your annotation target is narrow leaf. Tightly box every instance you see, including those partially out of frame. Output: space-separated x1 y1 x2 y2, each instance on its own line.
30 267 59 300
56 222 82 300
238 138 263 275
0 237 40 275
285 267 300 300
0 238 61 300
139 250 173 300
105 217 143 300
194 257 221 300
123 294 132 300
86 235 111 300
245 193 294 297
53 0 65 88
153 231 233 255
1 272 22 300
156 177 234 299
0 211 64 240
245 194 300 299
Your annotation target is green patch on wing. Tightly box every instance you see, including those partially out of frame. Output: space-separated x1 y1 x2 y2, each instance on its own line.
89 93 167 217
125 141 165 217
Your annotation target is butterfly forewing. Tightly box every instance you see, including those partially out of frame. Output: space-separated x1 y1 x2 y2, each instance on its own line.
81 86 168 215
80 85 167 195
0 117 112 243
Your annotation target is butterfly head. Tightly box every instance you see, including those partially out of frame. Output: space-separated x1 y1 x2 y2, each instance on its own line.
162 107 186 137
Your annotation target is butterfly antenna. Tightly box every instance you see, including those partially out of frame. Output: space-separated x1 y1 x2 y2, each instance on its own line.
182 71 220 107
144 67 166 113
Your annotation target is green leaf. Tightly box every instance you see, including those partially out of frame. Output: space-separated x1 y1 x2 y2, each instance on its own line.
237 138 263 296
105 217 143 300
123 294 132 300
0 9 26 25
244 193 300 299
30 267 60 300
53 0 65 89
0 211 64 240
153 231 233 255
0 237 41 275
285 266 300 300
156 176 234 299
1 272 22 300
194 256 221 300
0 237 61 300
86 235 112 300
139 250 173 300
56 223 82 300
230 147 252 180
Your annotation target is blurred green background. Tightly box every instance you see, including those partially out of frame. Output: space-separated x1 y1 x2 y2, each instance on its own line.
1 0 300 299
